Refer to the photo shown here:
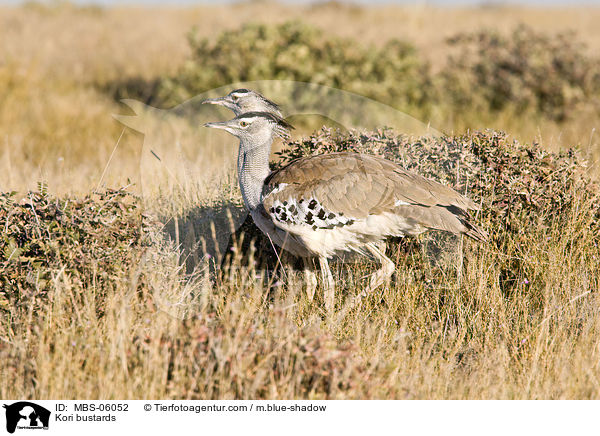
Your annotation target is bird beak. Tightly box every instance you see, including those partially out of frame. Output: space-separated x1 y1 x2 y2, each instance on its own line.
204 121 229 130
201 97 227 107
204 120 237 137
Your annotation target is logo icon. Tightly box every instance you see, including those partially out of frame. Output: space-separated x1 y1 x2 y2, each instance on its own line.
3 402 50 434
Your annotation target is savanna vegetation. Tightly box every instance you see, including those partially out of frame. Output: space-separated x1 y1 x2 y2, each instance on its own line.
1 2 599 399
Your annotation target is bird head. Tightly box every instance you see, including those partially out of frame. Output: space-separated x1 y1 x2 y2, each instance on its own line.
204 112 293 145
201 89 283 117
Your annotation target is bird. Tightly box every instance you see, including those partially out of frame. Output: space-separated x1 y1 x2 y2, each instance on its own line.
202 88 283 117
205 110 487 315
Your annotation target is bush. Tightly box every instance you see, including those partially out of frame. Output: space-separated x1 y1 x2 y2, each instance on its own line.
112 22 600 135
0 187 145 310
277 128 600 241
441 25 600 121
157 21 432 112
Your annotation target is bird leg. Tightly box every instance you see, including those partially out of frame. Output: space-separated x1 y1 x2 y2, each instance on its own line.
338 242 395 321
364 242 395 292
318 256 335 313
302 257 318 301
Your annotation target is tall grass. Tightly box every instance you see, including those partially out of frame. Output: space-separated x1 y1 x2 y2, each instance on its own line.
2 128 599 399
1 189 598 399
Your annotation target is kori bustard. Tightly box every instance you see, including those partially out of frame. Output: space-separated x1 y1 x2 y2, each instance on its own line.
205 110 487 314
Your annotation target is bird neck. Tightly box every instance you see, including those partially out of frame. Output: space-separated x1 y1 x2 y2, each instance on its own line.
237 139 271 211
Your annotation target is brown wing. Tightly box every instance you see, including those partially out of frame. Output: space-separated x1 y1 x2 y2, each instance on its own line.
263 152 486 240
265 153 478 215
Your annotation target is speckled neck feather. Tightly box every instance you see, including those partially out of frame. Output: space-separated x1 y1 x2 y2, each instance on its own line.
237 138 271 211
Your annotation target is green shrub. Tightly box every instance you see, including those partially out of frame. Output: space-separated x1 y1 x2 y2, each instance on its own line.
113 22 600 134
441 25 600 121
157 21 432 112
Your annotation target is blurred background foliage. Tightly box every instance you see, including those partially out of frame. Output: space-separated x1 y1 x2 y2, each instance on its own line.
156 21 432 114
442 25 600 122
115 21 600 134
2 3 600 194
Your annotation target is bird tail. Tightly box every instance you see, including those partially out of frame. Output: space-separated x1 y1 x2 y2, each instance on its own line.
461 220 488 242
441 205 488 242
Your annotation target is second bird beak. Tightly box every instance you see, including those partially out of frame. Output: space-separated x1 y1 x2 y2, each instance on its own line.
202 97 227 106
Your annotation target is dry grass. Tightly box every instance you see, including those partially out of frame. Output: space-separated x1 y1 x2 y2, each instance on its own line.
2 179 599 399
1 2 600 399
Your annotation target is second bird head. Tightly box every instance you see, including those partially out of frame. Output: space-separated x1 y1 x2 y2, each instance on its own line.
201 88 283 117
204 112 294 144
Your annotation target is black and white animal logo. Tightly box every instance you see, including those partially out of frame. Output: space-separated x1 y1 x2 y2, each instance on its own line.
3 402 50 434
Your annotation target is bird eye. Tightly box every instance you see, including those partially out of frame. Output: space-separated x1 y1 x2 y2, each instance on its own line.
231 95 239 101
239 121 248 127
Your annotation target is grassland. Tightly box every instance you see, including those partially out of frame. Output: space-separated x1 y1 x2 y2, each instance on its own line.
1 2 600 399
